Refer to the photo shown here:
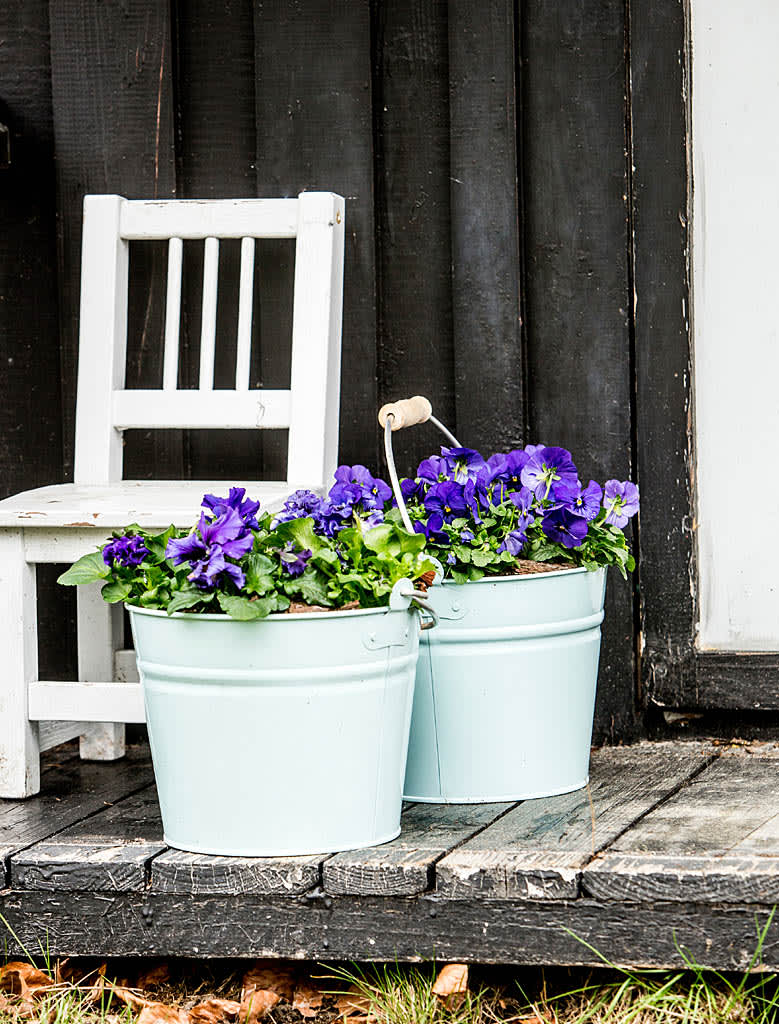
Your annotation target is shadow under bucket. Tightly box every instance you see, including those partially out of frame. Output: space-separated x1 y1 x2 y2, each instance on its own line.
403 566 606 803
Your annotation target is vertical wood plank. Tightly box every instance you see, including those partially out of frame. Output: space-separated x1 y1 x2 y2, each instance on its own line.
49 0 179 481
628 0 695 707
174 0 264 479
521 0 639 742
372 0 455 476
0 2 67 686
448 0 525 453
254 0 378 473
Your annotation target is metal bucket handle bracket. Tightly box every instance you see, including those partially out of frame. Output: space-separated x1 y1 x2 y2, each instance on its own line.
363 579 439 651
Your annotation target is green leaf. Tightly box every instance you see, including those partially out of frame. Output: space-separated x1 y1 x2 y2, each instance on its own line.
101 580 132 604
467 566 485 581
244 552 277 595
452 544 472 564
472 548 495 568
166 588 212 615
217 593 267 620
362 523 394 555
450 569 469 585
57 551 110 586
284 570 333 607
271 517 323 553
144 525 177 562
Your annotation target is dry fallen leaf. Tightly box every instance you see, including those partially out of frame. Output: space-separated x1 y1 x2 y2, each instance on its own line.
137 1002 190 1024
239 989 281 1023
241 963 295 1003
137 964 171 991
432 963 468 1002
188 998 241 1024
0 962 55 1000
292 979 325 1019
108 984 156 1011
335 986 375 1022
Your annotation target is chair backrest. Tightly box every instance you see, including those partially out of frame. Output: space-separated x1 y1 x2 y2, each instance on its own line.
73 192 345 490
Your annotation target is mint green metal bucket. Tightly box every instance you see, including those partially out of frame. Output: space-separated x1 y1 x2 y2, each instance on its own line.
128 596 423 856
403 566 606 803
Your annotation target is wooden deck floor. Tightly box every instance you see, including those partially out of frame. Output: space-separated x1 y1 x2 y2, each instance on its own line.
3 740 779 969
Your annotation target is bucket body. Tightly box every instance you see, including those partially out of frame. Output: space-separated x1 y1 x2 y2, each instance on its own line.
403 567 606 803
128 603 420 855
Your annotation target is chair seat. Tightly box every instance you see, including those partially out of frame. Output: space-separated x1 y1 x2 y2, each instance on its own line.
0 481 297 530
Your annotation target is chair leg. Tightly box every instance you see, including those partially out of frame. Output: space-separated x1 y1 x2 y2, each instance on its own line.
0 530 41 797
77 584 126 761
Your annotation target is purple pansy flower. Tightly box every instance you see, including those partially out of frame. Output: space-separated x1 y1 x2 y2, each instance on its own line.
417 455 449 483
603 480 640 528
498 529 529 556
521 446 579 501
423 480 468 522
508 486 536 533
441 446 487 483
202 487 260 530
332 465 391 510
279 542 312 577
556 480 603 522
103 534 150 568
273 489 324 526
166 508 253 589
541 507 589 549
459 529 476 543
413 512 449 545
400 477 426 503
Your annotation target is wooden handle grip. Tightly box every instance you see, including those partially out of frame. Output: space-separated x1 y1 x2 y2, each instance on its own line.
378 396 433 431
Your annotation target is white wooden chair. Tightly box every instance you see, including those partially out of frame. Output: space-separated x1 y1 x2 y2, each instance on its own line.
0 192 345 797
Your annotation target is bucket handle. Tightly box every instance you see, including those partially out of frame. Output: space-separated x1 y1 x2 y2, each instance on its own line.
378 396 461 535
389 578 439 631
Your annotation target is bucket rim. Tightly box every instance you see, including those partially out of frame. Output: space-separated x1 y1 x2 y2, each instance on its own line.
125 601 409 623
436 564 600 586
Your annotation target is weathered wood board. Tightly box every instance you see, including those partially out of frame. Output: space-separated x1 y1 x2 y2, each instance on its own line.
0 746 154 886
324 802 512 896
11 785 164 892
435 743 714 899
584 751 779 902
150 849 324 897
1 890 778 970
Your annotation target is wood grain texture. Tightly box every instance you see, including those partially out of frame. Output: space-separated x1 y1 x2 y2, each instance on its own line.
0 745 154 886
694 653 779 710
1 890 778 969
628 0 696 708
584 753 779 902
520 0 637 743
372 0 456 475
11 785 164 891
150 850 323 896
174 0 265 481
435 743 713 899
448 0 524 452
0 2 71 681
254 0 377 472
49 0 179 481
324 802 512 896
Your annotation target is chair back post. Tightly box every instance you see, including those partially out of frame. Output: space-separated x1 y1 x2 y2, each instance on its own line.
73 195 128 485
287 192 345 491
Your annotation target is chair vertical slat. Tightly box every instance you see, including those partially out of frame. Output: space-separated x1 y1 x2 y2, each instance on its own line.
235 237 255 391
163 237 183 390
199 236 219 389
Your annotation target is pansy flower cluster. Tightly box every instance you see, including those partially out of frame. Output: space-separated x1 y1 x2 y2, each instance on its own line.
273 464 392 537
395 444 638 581
58 480 435 620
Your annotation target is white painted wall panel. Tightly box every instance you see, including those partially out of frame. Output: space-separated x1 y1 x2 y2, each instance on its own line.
693 0 779 649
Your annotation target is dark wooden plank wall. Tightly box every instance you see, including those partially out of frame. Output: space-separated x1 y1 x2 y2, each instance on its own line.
0 0 701 742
